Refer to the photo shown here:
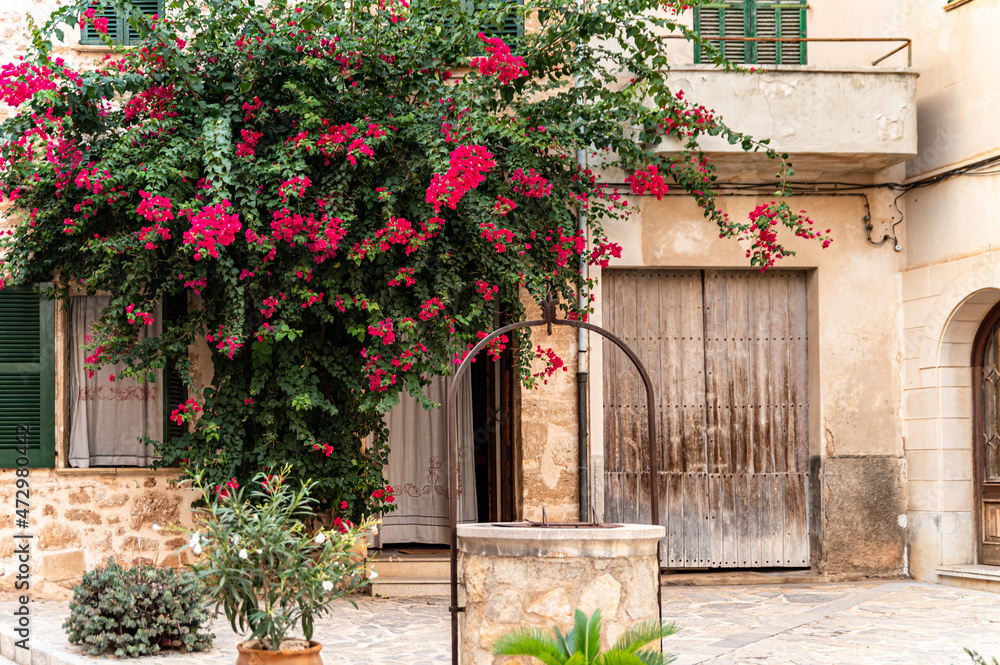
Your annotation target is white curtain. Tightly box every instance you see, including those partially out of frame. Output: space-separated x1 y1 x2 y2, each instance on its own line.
379 373 477 545
68 296 163 468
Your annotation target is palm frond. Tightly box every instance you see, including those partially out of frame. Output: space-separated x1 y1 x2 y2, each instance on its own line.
612 619 680 653
493 628 567 665
634 647 677 665
594 649 653 665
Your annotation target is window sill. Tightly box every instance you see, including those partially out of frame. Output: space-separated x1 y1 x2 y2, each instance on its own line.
54 466 182 477
71 43 114 53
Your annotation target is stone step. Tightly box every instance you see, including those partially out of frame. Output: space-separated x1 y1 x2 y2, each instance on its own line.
937 564 1000 593
370 578 450 597
371 552 450 581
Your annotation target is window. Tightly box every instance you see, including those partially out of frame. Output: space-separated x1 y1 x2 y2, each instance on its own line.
0 286 55 468
67 295 185 468
80 0 163 46
694 1 806 65
411 0 523 52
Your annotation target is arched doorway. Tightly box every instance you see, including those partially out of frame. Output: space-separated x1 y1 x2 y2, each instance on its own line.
972 301 1000 565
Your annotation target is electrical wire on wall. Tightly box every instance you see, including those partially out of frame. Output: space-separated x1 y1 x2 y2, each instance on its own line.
601 152 1000 252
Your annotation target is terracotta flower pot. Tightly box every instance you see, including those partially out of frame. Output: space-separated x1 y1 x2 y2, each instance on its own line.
235 640 323 665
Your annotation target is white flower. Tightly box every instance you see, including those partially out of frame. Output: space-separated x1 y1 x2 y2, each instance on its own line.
256 549 263 554
230 534 241 545
151 524 161 532
188 533 200 549
193 544 203 555
322 580 334 592
238 548 248 560
369 570 378 580
314 532 326 545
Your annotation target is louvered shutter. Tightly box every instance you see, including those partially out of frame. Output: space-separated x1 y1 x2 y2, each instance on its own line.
0 286 55 468
754 2 805 64
694 3 747 64
80 3 121 45
126 0 163 45
80 0 162 46
695 1 805 65
162 293 188 443
478 0 523 43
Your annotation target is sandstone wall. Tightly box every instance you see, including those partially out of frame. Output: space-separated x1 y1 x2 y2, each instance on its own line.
0 468 196 600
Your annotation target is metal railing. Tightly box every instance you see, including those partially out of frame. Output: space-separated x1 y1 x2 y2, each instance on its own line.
662 36 912 68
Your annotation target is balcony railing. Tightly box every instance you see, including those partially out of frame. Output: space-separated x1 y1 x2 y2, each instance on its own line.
662 36 912 68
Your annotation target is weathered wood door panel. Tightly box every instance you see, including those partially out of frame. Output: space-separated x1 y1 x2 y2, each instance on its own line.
603 269 809 568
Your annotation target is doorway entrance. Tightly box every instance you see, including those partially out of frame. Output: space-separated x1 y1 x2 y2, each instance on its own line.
602 269 810 568
972 302 1000 565
471 343 517 523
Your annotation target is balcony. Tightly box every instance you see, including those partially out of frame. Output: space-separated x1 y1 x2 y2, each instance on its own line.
657 38 918 177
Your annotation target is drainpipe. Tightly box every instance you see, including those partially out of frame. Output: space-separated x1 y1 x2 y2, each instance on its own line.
577 146 589 523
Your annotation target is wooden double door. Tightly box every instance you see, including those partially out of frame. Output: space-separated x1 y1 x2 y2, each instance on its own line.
602 269 809 568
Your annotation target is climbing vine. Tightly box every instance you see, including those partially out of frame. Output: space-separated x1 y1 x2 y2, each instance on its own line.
0 0 829 516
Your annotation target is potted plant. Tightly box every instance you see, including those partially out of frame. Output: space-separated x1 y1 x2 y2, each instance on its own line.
179 465 377 664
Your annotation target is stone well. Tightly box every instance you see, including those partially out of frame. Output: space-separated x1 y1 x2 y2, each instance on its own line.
457 523 665 665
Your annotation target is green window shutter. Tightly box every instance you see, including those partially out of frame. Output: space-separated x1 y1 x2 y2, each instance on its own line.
162 293 188 443
695 1 804 65
80 0 162 46
754 2 806 64
126 0 164 46
694 3 747 64
0 286 55 468
478 0 523 43
80 3 122 45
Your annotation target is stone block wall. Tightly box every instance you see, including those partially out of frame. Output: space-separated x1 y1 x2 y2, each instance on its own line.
519 290 581 523
0 469 197 599
900 252 1000 580
458 524 663 665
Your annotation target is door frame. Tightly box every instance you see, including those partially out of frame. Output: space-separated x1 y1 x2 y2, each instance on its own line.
970 300 1000 565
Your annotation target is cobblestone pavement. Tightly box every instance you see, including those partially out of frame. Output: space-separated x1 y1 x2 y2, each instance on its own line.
3 581 1000 664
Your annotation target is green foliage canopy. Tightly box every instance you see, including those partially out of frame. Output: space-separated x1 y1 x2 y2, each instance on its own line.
0 0 827 513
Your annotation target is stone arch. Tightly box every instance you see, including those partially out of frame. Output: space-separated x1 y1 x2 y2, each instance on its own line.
906 253 1000 580
919 254 1000 369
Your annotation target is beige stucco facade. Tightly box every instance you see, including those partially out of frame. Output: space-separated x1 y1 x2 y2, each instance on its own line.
1 0 999 594
895 0 1000 588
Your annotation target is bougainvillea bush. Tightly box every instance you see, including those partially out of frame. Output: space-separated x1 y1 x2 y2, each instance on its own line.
0 0 830 515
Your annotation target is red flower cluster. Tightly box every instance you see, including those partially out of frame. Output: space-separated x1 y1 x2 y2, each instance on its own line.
511 168 552 198
388 267 416 287
475 279 499 301
270 208 347 263
236 129 263 158
371 486 395 503
368 317 396 345
216 477 240 499
493 196 516 216
470 33 528 85
479 221 514 253
125 303 154 326
278 175 312 203
136 190 175 249
419 297 444 321
182 200 241 260
425 144 496 213
312 442 334 457
626 164 670 200
589 239 623 268
169 398 202 426
533 345 567 385
206 325 243 359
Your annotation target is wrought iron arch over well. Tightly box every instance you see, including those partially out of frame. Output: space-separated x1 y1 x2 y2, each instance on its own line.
445 295 663 664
